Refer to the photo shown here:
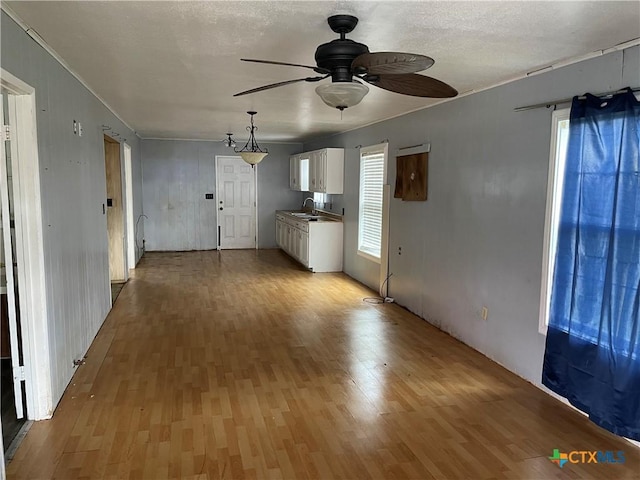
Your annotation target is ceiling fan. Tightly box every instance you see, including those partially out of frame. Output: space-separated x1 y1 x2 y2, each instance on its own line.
234 14 458 111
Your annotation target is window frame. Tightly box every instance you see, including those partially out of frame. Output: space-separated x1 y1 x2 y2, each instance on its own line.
313 192 326 205
539 108 570 334
357 143 388 264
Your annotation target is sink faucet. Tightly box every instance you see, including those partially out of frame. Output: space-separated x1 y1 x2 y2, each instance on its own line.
302 197 315 211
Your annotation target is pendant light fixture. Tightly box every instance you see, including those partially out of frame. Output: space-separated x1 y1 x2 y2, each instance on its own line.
222 133 236 148
235 111 268 166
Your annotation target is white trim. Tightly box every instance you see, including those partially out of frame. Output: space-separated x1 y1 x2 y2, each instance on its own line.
0 422 4 480
357 249 381 265
395 143 430 157
215 155 221 251
308 38 640 145
5 3 636 146
141 136 300 145
360 143 388 158
379 185 391 296
0 69 34 95
539 108 570 335
123 143 135 270
1 93 24 419
215 154 220 249
357 142 388 263
1 69 52 420
252 164 260 250
1 4 138 137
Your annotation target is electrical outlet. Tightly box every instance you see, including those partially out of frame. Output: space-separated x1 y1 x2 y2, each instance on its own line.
481 306 488 321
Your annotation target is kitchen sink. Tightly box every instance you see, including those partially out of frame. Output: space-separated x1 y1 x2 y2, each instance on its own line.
288 212 330 221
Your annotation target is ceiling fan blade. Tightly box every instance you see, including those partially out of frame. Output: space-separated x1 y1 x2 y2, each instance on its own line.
364 73 457 98
241 58 330 75
352 52 435 75
234 75 328 97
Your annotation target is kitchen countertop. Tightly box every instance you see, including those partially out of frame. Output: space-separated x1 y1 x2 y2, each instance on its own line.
277 210 342 222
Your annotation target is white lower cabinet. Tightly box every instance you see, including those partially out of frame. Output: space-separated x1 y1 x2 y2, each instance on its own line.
276 218 284 248
275 212 342 272
299 231 309 266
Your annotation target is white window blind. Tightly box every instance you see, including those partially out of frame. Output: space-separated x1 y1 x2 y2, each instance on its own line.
358 146 386 261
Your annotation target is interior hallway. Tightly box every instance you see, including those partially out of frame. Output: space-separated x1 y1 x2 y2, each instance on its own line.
6 250 639 479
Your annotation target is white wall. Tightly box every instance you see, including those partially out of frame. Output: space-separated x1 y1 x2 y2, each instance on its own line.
303 46 640 388
141 139 302 250
1 11 144 412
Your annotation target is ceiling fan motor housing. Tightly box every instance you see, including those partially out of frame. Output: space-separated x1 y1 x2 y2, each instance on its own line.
315 39 369 82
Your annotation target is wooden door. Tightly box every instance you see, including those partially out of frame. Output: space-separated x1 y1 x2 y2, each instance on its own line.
104 136 125 281
216 156 256 249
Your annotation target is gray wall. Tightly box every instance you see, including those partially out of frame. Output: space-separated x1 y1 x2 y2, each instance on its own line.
1 11 144 410
304 46 640 388
141 140 302 250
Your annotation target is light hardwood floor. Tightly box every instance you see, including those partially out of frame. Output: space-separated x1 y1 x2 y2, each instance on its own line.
7 250 639 479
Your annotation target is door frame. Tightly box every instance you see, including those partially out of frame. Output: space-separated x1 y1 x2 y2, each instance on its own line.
1 91 26 421
214 155 258 250
1 68 52 421
104 135 126 282
123 142 136 271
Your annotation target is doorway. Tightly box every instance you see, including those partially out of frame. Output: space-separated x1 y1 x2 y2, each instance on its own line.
215 156 257 250
0 70 51 432
0 91 27 453
104 135 125 301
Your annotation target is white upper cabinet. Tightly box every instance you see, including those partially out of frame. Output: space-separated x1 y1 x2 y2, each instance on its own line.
289 154 300 190
289 154 310 191
308 150 324 192
293 148 344 194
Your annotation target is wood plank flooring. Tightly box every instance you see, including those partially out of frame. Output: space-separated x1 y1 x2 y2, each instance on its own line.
6 250 639 479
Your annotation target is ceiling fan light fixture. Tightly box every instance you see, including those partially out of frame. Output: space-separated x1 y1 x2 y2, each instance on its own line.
235 16 457 107
315 81 369 111
234 111 268 166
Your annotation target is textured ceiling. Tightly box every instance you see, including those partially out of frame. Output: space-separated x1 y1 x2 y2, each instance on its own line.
4 1 640 143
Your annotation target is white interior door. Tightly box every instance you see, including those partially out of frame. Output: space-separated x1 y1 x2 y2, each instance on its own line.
216 156 256 249
0 93 26 419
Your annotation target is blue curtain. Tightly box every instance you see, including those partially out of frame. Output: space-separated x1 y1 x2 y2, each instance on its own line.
542 88 640 441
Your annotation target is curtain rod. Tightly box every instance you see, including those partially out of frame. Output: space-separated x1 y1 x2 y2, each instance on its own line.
514 87 640 112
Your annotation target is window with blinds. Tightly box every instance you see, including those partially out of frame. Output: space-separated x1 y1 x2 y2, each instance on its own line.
358 145 387 262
